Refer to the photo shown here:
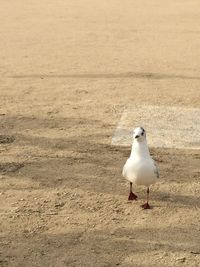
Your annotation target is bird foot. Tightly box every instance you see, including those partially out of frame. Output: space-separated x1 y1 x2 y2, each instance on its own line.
141 202 151 209
128 192 138 201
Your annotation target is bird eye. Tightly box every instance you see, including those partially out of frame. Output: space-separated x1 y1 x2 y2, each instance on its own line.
141 132 144 136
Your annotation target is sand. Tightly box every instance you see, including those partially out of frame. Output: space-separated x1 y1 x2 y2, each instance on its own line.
0 0 200 266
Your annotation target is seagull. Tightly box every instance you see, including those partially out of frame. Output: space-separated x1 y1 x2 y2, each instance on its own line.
122 127 159 209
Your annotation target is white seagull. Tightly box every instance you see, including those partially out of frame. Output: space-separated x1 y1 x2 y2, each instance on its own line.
122 127 159 209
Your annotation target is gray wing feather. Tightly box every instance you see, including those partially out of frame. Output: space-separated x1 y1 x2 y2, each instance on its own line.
153 161 159 178
122 164 127 178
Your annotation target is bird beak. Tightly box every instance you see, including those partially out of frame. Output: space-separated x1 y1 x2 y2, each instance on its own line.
135 135 139 139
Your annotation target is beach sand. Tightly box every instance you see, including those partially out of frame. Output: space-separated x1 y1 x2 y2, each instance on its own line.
0 0 200 266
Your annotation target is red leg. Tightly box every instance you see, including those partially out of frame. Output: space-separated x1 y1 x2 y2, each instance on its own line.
141 187 151 209
128 182 138 201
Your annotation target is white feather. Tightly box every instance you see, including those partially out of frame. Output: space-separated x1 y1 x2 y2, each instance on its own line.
123 127 159 187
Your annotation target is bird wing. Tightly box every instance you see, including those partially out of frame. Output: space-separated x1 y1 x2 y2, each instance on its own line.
122 159 131 178
153 160 159 178
122 162 127 177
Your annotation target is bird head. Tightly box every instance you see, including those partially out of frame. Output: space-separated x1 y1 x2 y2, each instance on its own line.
133 127 146 141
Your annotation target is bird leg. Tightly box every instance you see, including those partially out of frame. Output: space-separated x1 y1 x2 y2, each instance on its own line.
141 187 151 209
128 182 138 201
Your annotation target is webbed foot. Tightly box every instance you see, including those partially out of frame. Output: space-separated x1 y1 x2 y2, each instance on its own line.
128 192 138 201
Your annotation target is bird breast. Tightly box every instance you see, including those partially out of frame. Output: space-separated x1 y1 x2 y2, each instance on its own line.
124 157 157 186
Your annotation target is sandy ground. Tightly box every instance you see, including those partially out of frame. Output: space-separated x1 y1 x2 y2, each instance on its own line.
0 0 200 266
